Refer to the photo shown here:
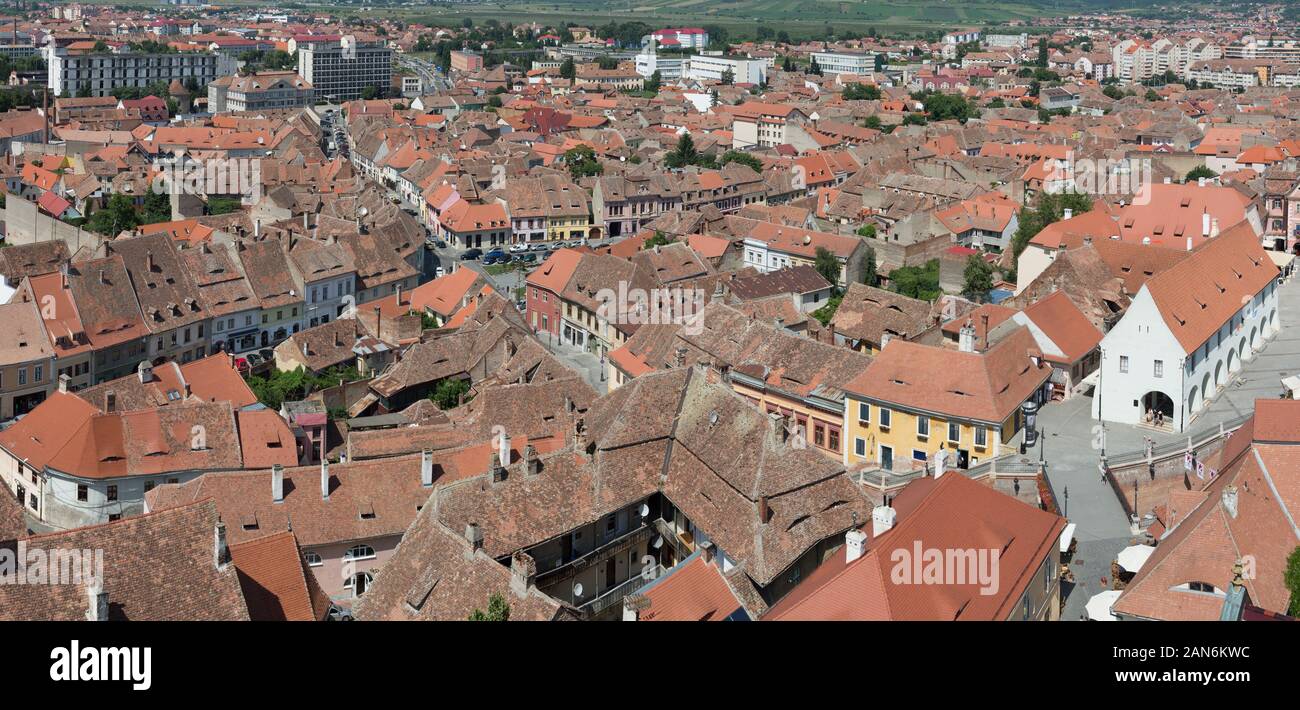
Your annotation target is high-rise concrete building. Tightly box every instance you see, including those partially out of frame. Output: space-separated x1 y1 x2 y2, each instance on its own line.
297 35 392 101
47 47 231 97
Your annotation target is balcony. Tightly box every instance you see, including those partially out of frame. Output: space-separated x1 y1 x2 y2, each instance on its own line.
579 564 666 617
534 521 655 585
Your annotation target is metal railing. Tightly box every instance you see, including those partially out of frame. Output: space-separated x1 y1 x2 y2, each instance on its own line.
1105 412 1252 468
534 522 654 584
579 564 666 617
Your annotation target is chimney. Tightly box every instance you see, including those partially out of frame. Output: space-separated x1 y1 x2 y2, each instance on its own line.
145 250 155 272
420 448 434 487
58 373 69 394
214 520 230 569
1202 211 1211 237
872 504 896 538
1186 235 1193 252
272 463 284 503
711 281 724 303
700 540 715 564
85 581 108 622
1222 485 1238 519
137 360 153 383
674 347 686 367
321 460 331 500
490 452 506 483
464 522 484 553
98 269 107 285
768 411 787 447
845 528 867 563
524 444 541 475
254 219 261 237
509 551 536 599
758 496 772 524
395 284 403 306
497 430 511 465
1198 176 1206 187
1062 207 1072 220
958 319 976 352
105 391 116 413
60 261 68 289
1211 218 1219 238
373 305 382 341
933 449 948 479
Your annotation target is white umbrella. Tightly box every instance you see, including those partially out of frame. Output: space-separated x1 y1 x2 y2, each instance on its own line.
1117 544 1155 573
1086 590 1123 621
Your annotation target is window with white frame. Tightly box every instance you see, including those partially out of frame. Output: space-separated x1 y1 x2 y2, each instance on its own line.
974 426 987 448
916 415 929 438
304 551 323 567
1119 355 1129 373
344 544 376 561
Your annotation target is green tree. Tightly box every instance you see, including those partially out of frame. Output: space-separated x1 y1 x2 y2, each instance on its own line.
717 150 761 172
644 70 661 94
560 57 576 80
563 145 603 179
813 246 841 286
861 244 877 286
856 223 877 239
961 255 995 303
1036 37 1048 68
807 58 822 76
468 592 511 621
864 115 882 130
643 230 674 249
430 378 471 410
842 83 881 101
720 68 735 85
664 132 700 169
85 194 141 236
1285 546 1300 616
1185 165 1217 183
810 294 842 326
1009 191 1094 260
888 259 941 300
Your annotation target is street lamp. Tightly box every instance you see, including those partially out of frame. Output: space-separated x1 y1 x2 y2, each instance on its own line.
1019 400 1039 454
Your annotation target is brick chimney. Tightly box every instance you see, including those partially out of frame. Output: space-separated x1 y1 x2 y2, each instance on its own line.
490 452 506 483
214 520 230 569
509 551 536 599
524 444 541 475
85 581 108 622
464 522 484 555
320 459 331 500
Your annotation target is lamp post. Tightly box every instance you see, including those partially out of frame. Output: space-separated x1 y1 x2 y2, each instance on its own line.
1019 400 1039 455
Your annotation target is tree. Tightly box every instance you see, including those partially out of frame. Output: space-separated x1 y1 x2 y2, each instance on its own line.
644 70 661 94
1144 88 1160 102
1285 546 1300 616
85 194 141 236
718 150 762 172
856 223 877 239
1185 165 1217 183
864 115 882 130
813 246 840 287
664 133 700 169
861 244 877 286
842 83 881 101
1102 84 1125 100
468 592 511 621
961 256 995 303
430 378 471 410
1036 37 1048 68
807 58 822 76
560 57 576 80
562 145 602 179
720 68 735 85
888 259 941 300
1009 191 1094 260
643 230 674 249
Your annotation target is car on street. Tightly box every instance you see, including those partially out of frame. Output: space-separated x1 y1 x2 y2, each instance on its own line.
508 243 528 253
530 242 550 251
460 248 482 261
482 249 508 265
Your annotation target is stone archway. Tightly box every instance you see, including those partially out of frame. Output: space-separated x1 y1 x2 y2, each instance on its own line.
1227 347 1240 374
1214 361 1224 388
1187 387 1199 416
1250 326 1259 351
1143 391 1174 422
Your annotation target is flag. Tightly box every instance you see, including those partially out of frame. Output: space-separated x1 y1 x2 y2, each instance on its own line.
1196 461 1205 480
1184 452 1193 471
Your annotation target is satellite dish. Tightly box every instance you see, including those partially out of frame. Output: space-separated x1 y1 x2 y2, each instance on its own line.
652 535 663 550
572 582 584 598
639 503 650 518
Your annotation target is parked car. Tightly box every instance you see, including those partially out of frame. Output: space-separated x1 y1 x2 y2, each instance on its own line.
460 248 482 261
258 348 275 362
530 242 551 252
234 357 250 374
508 243 528 253
518 252 537 264
245 353 264 369
483 248 507 263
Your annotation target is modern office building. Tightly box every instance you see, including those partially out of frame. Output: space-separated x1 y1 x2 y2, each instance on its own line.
810 51 877 75
297 35 392 101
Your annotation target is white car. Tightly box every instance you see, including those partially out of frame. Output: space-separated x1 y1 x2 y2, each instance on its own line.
508 243 528 253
